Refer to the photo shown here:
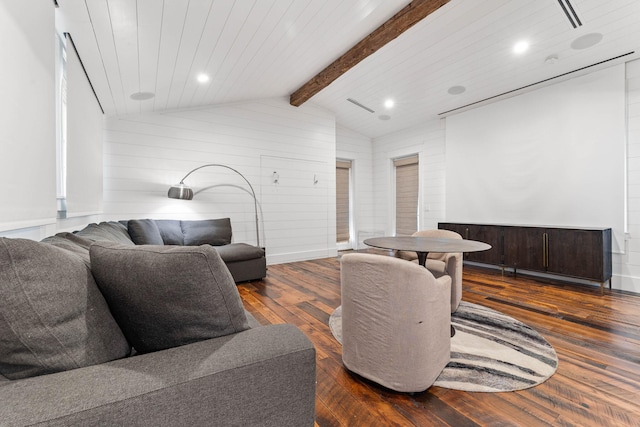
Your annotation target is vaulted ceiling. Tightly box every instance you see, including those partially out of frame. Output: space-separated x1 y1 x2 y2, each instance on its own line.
55 0 640 138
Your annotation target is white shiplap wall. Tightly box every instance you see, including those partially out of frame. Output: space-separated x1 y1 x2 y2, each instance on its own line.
372 119 447 236
103 97 337 264
336 125 374 249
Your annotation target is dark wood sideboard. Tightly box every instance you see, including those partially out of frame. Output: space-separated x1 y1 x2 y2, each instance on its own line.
438 223 612 293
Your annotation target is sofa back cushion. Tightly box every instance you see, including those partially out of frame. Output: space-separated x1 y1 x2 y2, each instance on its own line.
90 243 249 354
153 219 184 245
75 221 135 245
181 218 232 246
127 219 164 245
40 232 93 266
0 238 130 380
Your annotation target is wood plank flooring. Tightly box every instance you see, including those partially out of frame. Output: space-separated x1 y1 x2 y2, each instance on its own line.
237 252 640 427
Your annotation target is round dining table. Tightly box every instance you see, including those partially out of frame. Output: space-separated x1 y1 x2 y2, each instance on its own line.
363 236 491 266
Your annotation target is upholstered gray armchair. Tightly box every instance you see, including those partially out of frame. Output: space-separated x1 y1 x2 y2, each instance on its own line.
396 229 463 312
340 253 451 393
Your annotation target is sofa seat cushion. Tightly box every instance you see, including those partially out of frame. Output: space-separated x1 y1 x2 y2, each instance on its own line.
0 238 130 380
90 243 250 354
215 243 265 263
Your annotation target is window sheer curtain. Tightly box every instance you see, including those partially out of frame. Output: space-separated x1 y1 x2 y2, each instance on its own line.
64 33 104 217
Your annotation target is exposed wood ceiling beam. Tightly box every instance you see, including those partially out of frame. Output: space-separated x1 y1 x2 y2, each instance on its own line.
289 0 451 107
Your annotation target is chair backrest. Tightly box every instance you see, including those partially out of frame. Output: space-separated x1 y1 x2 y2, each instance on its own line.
340 253 451 392
412 229 462 261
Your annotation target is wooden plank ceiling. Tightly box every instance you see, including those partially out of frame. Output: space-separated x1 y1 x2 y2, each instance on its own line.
289 0 450 107
55 0 640 138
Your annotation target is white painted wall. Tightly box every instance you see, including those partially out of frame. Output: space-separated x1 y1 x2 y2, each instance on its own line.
103 98 337 264
371 61 640 293
621 58 640 293
336 125 374 249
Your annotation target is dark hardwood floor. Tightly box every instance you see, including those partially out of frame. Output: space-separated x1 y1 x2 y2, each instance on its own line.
237 251 640 426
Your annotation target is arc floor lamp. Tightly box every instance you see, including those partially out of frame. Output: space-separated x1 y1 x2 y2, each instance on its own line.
168 164 260 247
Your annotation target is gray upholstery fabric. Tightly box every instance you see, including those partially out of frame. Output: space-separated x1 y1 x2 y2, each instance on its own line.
90 243 250 353
127 219 164 245
182 218 232 246
215 242 265 262
340 253 451 392
396 229 464 312
154 219 184 245
0 324 316 427
40 232 93 266
0 238 130 380
75 221 135 245
224 256 268 283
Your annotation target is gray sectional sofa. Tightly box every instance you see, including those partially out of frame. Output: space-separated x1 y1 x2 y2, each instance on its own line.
70 218 266 283
0 220 315 426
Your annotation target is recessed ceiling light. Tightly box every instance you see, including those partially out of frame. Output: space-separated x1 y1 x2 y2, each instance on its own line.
129 91 155 101
513 40 530 54
448 85 466 95
379 115 391 121
197 73 210 83
571 33 603 50
384 99 395 109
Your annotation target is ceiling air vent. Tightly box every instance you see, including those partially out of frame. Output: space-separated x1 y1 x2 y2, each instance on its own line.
557 0 582 28
347 98 375 113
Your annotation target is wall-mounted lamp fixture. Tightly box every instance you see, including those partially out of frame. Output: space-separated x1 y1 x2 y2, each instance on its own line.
168 163 260 247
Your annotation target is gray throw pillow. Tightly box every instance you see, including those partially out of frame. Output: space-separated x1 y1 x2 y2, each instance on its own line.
89 243 250 353
127 219 164 245
0 238 131 380
182 218 232 246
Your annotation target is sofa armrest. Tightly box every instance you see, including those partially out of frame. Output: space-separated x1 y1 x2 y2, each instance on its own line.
0 324 316 427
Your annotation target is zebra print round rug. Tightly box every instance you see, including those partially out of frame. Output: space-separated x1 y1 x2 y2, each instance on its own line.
329 301 558 392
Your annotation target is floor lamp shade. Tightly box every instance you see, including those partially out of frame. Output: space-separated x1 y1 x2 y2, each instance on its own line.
167 183 194 200
167 164 260 247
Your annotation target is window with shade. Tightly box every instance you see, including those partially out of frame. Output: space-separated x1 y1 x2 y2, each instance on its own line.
394 155 419 236
336 160 352 244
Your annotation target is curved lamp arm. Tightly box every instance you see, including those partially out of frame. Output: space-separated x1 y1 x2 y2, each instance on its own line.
168 163 260 247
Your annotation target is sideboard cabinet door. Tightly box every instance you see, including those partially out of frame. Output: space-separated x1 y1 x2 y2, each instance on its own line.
546 228 610 282
503 226 546 271
438 223 502 265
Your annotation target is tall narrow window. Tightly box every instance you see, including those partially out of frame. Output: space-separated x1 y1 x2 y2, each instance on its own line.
336 159 352 244
394 155 419 236
55 34 67 218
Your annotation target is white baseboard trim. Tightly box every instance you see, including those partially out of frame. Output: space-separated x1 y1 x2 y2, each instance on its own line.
267 248 338 265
